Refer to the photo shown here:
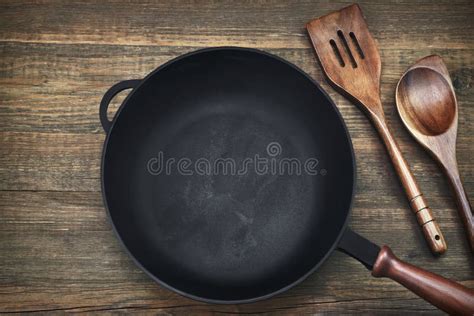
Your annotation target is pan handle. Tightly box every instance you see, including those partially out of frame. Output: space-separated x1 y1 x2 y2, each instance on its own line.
99 79 141 133
338 228 474 314
372 245 474 314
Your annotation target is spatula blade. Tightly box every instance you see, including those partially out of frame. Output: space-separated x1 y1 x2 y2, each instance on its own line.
306 4 382 110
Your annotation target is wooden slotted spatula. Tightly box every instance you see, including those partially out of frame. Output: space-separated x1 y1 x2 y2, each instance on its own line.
306 4 447 254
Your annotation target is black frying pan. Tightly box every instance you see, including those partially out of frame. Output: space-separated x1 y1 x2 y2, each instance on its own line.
99 47 473 314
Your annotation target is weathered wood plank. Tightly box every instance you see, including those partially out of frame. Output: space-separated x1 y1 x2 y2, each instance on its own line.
0 131 472 201
0 0 473 49
0 191 472 313
0 43 472 134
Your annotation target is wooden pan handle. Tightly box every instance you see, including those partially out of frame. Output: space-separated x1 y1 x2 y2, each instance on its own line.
372 246 474 315
371 115 447 254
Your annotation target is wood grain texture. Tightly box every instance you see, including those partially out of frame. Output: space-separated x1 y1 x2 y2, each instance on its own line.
0 0 473 314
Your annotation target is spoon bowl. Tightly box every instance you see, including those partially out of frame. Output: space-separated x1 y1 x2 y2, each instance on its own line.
397 67 456 137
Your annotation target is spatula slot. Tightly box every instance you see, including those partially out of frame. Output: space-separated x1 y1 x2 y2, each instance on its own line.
329 39 345 67
349 32 365 59
337 30 357 68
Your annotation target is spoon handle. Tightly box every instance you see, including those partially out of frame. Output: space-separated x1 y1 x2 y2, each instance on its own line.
371 115 447 254
443 161 474 251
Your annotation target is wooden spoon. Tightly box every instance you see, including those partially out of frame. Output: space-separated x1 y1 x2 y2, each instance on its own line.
396 55 474 252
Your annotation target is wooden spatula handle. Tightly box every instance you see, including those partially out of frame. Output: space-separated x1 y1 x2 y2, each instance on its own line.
372 115 447 254
372 246 474 315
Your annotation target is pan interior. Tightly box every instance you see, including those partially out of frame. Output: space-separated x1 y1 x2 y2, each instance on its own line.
103 48 354 302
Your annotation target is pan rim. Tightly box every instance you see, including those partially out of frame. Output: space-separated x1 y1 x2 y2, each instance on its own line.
100 46 356 304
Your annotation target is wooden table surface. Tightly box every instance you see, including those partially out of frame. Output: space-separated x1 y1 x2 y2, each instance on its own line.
0 0 473 314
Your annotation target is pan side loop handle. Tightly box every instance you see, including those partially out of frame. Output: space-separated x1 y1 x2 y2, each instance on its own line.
99 79 141 133
373 246 474 315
